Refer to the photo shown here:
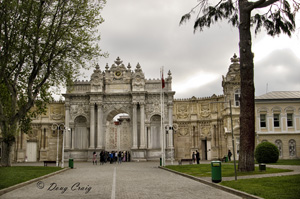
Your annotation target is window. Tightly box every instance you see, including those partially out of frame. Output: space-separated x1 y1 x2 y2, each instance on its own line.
287 113 293 127
289 139 296 157
273 114 280 127
234 89 240 107
260 114 266 128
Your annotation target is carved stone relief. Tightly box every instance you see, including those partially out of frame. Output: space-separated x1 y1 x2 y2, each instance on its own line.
70 103 89 121
132 76 145 91
200 104 210 118
201 126 210 136
178 127 189 137
104 96 131 103
177 104 189 119
50 105 64 120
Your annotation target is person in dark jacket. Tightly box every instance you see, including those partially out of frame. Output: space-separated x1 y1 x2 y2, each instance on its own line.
228 150 232 161
196 150 200 164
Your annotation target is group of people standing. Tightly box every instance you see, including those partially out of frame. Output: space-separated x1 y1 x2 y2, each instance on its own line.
92 151 131 165
191 150 233 163
192 150 201 164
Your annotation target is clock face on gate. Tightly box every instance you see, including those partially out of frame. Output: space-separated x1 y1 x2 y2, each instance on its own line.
115 71 122 77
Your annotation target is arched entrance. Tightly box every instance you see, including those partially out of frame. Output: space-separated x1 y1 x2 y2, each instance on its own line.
105 111 132 152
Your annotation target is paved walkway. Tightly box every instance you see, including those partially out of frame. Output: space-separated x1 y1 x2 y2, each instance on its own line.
1 161 242 199
2 161 300 199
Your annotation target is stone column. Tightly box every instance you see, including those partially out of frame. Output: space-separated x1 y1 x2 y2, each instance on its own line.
168 104 174 148
147 125 151 149
132 103 138 149
89 103 95 149
139 103 146 149
96 104 103 149
65 105 71 149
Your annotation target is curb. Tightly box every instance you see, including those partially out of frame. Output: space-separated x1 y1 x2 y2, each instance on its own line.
0 167 70 196
159 166 263 199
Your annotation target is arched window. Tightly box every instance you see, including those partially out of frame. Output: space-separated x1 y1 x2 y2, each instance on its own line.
289 139 296 157
275 140 282 157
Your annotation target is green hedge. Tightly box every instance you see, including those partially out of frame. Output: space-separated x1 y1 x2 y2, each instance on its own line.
255 142 279 163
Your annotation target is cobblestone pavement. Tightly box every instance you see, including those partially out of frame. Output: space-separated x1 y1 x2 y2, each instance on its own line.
1 161 242 199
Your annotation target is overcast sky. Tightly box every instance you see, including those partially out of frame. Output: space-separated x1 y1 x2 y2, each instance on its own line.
78 0 300 99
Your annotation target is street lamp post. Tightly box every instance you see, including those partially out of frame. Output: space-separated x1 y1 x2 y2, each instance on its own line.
61 127 65 168
51 123 67 168
52 123 60 167
61 127 70 168
165 124 178 165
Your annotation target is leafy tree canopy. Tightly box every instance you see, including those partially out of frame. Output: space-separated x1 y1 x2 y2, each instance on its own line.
0 0 106 166
180 0 299 36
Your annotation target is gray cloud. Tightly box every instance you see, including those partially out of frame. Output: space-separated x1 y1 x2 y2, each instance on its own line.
79 0 299 100
255 49 300 96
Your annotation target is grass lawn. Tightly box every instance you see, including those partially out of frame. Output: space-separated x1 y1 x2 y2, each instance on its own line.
266 159 300 165
220 174 300 199
0 166 62 190
229 159 300 165
165 164 292 178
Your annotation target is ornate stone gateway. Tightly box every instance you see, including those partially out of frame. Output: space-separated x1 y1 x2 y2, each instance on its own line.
63 57 175 161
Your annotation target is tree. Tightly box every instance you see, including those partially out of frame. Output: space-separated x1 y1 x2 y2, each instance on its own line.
0 0 106 166
180 0 299 171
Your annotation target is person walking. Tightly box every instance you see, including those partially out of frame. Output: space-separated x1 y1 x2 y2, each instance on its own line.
196 150 200 164
118 151 122 164
92 151 97 165
100 151 105 165
110 152 113 164
228 150 232 161
192 152 196 164
115 151 118 164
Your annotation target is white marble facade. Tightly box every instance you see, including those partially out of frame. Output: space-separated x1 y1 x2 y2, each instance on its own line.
63 57 175 161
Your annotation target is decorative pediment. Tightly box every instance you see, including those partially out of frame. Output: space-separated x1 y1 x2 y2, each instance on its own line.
104 57 132 86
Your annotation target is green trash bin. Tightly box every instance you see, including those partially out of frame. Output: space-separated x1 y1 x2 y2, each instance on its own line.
211 161 222 183
160 158 162 166
69 159 74 169
225 156 228 162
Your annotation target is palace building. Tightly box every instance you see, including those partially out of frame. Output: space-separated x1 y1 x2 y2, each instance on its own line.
1 55 299 163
